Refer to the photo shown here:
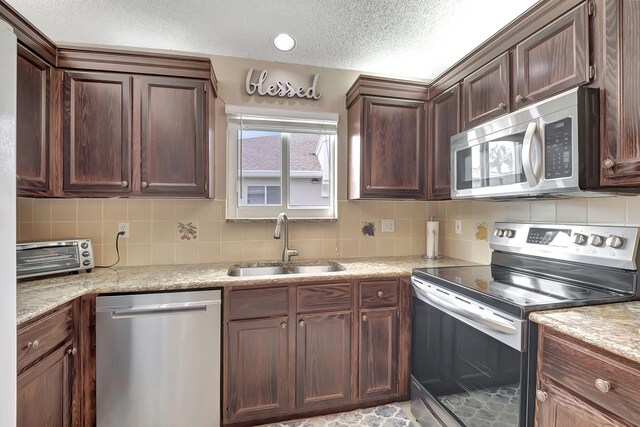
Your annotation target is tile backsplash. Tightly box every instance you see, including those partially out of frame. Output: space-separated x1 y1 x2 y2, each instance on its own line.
17 196 640 267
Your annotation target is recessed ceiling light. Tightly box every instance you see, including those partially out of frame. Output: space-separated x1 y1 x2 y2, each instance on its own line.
273 33 296 52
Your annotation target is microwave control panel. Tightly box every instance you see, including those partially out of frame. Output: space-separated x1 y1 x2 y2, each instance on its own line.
544 117 572 180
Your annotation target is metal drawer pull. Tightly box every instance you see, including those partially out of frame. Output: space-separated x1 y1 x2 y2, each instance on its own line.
141 181 149 188
67 347 77 356
299 320 305 327
28 340 39 350
515 95 524 103
362 314 367 322
601 159 615 169
595 379 611 393
536 390 548 402
377 291 384 297
281 322 287 329
498 102 506 110
121 180 128 188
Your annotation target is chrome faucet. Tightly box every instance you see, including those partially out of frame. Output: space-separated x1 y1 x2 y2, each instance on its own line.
273 212 299 262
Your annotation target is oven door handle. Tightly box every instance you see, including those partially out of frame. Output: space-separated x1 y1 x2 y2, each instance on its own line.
413 285 519 335
522 122 540 188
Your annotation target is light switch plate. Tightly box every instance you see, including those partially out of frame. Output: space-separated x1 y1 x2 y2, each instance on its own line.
455 220 462 234
381 219 395 233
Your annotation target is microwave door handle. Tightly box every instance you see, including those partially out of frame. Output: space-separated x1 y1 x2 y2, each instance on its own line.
522 122 540 187
413 284 518 335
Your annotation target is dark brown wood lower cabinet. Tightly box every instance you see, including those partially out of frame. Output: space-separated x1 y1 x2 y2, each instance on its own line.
359 308 398 401
17 343 73 427
226 317 291 422
296 312 353 410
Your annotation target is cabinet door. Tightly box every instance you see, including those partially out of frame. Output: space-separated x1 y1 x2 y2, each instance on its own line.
297 312 353 410
462 53 509 129
17 343 72 427
597 0 640 186
514 3 589 108
428 85 460 200
16 45 50 194
362 97 425 199
535 381 626 427
139 77 207 196
63 72 132 194
227 317 291 422
359 308 398 401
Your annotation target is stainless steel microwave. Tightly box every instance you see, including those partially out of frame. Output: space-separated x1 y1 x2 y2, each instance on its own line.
17 239 95 279
451 87 602 200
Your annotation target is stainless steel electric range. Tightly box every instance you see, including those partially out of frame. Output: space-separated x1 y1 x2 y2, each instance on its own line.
410 222 640 427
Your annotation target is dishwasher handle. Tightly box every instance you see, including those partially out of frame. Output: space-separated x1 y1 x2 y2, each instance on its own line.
103 299 221 319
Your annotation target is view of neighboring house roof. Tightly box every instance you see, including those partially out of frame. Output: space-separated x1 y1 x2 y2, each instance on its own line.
241 133 322 172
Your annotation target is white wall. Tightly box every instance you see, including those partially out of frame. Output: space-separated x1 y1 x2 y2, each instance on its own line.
0 20 17 427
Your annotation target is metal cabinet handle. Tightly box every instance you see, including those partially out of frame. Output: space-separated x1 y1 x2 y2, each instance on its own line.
601 159 615 170
67 347 77 356
365 185 371 191
536 390 548 402
16 175 21 181
281 322 287 329
27 340 39 350
377 291 384 297
515 95 524 104
595 379 611 393
121 180 128 188
362 314 367 322
141 181 149 188
299 320 305 327
498 102 506 110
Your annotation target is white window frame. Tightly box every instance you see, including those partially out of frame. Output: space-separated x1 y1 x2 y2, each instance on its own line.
226 106 338 220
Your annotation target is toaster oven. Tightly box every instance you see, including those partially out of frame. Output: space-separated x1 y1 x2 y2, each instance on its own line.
17 239 95 279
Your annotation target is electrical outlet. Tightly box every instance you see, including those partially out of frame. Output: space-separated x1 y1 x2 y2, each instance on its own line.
381 219 395 233
455 220 462 234
118 222 129 238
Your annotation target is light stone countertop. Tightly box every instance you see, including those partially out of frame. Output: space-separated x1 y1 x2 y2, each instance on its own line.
530 302 640 365
17 256 475 325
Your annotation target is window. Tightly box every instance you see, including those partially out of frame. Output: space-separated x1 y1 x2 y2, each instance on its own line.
226 106 337 219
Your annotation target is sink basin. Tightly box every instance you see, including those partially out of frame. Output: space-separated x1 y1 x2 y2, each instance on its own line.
227 265 288 277
290 264 345 274
227 262 344 276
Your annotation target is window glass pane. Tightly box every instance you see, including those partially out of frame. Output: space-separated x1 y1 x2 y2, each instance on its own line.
238 130 282 206
289 133 332 207
266 186 281 204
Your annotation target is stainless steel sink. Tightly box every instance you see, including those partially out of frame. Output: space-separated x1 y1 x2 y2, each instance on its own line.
227 265 288 277
227 262 344 277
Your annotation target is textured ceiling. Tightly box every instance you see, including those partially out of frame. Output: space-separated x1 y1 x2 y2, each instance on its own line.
7 0 538 80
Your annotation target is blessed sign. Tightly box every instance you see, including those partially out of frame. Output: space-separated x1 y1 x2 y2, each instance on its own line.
245 68 321 100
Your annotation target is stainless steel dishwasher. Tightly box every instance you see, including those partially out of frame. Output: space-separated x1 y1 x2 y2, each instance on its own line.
96 290 221 427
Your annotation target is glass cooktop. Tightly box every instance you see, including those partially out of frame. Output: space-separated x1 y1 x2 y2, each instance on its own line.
412 265 628 317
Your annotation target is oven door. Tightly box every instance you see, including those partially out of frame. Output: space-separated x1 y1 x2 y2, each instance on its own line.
410 277 528 427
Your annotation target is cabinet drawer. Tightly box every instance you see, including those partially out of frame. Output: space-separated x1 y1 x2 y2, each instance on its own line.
297 283 352 313
229 287 288 320
17 304 73 372
359 280 398 308
540 330 640 425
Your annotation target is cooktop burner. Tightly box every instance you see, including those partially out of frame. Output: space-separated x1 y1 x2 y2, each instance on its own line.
412 265 628 317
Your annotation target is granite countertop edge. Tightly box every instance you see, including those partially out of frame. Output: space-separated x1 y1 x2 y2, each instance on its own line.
529 302 640 365
17 256 474 326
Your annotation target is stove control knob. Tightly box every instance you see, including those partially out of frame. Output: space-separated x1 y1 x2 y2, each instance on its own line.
572 233 587 245
589 234 605 247
606 235 624 249
494 229 505 238
504 229 516 238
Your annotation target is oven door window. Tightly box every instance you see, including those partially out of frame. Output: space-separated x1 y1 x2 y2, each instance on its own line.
412 295 524 426
456 132 527 190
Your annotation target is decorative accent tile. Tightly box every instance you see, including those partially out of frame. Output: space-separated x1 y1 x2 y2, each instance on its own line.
475 222 488 241
259 403 414 427
361 221 375 237
178 221 198 241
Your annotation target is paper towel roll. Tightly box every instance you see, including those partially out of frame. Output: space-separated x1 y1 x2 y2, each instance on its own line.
426 220 439 259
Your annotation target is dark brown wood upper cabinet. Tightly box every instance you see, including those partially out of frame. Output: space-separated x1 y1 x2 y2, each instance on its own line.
594 0 640 187
514 3 590 108
16 45 50 195
462 52 509 129
428 84 460 200
346 76 428 200
359 308 398 402
138 77 207 196
296 311 353 411
63 71 132 194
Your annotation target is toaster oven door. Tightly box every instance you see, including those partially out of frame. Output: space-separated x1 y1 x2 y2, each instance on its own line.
17 243 81 278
